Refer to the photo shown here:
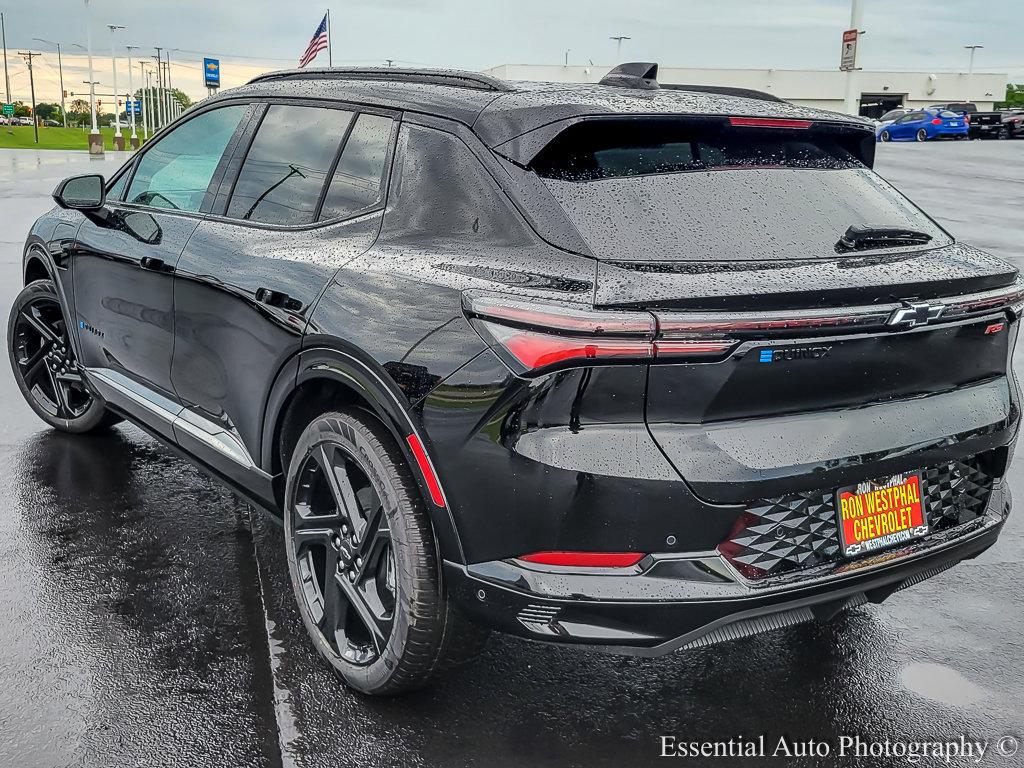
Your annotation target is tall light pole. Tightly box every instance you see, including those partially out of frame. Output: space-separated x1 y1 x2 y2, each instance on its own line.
964 44 983 101
153 47 164 129
2 12 10 105
18 51 40 144
107 25 124 149
124 45 139 147
138 60 149 140
164 50 174 121
33 38 68 127
84 1 102 153
842 0 864 115
609 36 631 59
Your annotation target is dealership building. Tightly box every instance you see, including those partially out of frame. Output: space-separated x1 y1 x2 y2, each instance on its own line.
483 64 1009 117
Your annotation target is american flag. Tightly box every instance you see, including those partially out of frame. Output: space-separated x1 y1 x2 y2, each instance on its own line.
298 13 329 68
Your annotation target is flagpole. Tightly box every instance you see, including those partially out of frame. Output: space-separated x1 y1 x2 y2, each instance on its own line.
326 9 332 66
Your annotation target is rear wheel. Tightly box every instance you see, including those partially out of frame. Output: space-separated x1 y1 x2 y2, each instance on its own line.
283 410 488 695
7 280 119 433
916 128 928 142
999 126 1010 140
880 130 891 142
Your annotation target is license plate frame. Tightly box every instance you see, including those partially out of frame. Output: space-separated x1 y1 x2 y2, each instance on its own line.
835 472 928 558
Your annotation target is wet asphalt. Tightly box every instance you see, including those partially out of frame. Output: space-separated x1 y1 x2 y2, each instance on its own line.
1 141 1023 768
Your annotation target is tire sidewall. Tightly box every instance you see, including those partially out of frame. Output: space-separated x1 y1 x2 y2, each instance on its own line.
7 279 109 433
916 128 928 142
880 130 890 142
283 411 429 694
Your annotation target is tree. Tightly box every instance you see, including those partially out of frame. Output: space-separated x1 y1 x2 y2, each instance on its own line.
13 101 30 117
133 86 193 112
995 84 1024 109
34 103 61 121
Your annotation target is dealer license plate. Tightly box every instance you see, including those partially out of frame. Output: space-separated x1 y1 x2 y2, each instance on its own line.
835 472 928 557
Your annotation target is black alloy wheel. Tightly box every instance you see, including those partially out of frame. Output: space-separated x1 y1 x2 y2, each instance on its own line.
8 280 117 432
290 439 397 666
284 410 488 695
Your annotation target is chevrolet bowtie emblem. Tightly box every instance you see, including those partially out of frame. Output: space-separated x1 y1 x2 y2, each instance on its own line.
887 301 945 328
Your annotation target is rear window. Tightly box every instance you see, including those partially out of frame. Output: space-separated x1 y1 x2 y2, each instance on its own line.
527 118 951 262
939 111 961 118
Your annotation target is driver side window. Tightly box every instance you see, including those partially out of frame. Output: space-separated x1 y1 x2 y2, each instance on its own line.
126 105 246 212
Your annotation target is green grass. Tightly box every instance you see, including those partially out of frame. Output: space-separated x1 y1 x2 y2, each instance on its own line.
0 125 148 151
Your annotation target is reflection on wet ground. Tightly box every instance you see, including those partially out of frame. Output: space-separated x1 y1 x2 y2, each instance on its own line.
0 144 1022 767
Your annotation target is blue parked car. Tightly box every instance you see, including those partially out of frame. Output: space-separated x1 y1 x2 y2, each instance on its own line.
877 109 968 142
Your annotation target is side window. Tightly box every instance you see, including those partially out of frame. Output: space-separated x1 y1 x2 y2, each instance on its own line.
226 105 353 226
319 113 395 220
126 105 246 212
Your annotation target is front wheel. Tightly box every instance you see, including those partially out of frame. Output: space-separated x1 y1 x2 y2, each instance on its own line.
879 130 891 142
283 410 488 695
916 128 928 142
8 279 119 433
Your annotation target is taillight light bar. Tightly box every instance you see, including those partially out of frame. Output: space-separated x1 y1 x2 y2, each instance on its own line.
464 293 735 374
728 116 813 129
518 551 645 568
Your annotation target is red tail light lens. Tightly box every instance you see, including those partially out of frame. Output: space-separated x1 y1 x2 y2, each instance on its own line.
931 118 943 125
518 551 645 567
728 117 812 129
464 293 735 374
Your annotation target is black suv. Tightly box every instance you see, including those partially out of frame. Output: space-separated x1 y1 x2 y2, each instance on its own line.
9 64 1019 695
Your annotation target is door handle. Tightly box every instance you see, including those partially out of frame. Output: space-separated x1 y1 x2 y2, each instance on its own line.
255 287 303 312
140 256 168 272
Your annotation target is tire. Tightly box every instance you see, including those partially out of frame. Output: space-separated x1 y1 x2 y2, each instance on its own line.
8 279 120 433
916 128 928 142
283 409 488 695
999 126 1010 140
880 130 891 142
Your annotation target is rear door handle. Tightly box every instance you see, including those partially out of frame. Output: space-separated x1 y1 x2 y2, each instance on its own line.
140 256 168 272
255 287 303 312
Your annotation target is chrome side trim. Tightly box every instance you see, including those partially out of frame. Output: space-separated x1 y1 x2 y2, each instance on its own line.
83 367 268 477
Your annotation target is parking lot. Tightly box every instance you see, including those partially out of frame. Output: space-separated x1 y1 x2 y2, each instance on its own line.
0 140 1022 768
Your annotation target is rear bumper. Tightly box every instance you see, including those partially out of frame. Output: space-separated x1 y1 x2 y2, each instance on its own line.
446 483 1009 655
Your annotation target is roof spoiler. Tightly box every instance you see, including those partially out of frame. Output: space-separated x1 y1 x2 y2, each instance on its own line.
599 62 659 91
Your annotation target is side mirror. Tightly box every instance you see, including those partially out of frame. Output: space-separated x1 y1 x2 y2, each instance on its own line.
53 174 106 211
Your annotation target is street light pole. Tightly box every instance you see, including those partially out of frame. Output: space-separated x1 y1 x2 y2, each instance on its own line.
842 0 864 115
2 12 10 105
609 36 631 59
164 50 174 121
153 48 163 129
107 25 124 149
124 45 139 147
138 60 148 140
964 45 983 101
84 0 101 154
18 51 40 144
33 38 68 128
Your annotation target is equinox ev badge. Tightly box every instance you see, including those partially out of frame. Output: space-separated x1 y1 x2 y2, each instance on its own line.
887 301 945 329
758 346 831 363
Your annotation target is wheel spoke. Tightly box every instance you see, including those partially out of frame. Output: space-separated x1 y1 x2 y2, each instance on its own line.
45 367 69 416
319 554 343 635
337 574 388 655
316 445 361 521
291 526 334 551
55 370 83 384
20 343 50 384
21 306 61 345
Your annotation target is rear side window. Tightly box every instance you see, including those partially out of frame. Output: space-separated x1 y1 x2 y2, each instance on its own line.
127 105 246 211
227 105 353 225
320 113 394 220
526 118 950 262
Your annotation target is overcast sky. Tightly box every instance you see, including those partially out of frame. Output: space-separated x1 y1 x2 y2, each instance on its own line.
1 0 1021 103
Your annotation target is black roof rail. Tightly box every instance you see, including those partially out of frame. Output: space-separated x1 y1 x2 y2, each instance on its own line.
660 83 788 104
599 62 660 91
248 66 515 92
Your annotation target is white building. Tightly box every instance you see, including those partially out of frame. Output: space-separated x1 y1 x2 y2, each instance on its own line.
483 64 1009 116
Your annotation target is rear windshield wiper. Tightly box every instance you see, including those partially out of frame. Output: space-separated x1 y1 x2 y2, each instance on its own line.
835 225 933 253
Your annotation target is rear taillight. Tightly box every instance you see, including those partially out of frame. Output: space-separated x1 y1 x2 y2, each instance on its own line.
518 551 645 567
728 116 812 129
931 118 943 125
464 293 734 374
